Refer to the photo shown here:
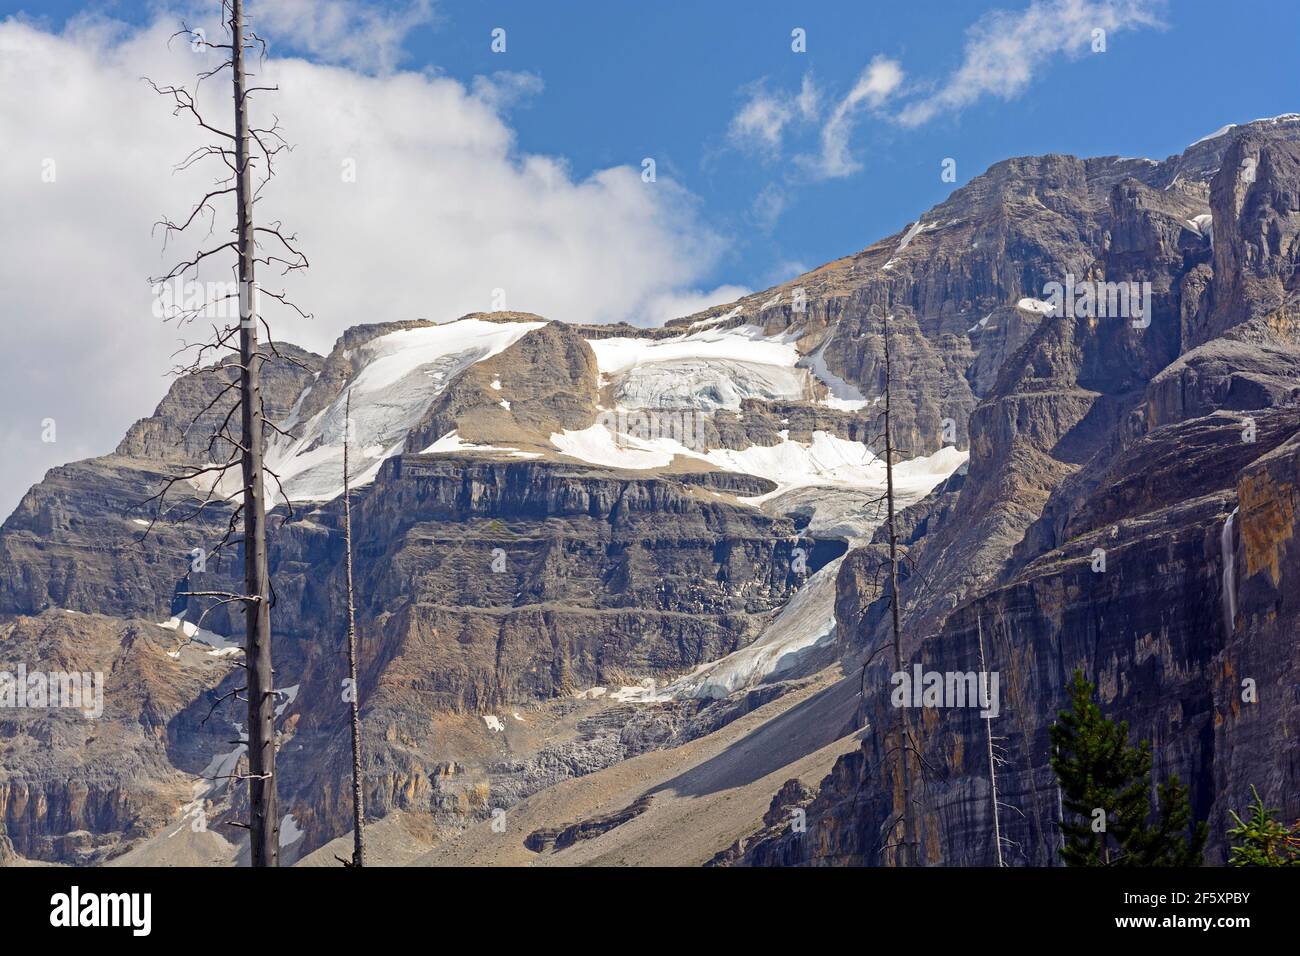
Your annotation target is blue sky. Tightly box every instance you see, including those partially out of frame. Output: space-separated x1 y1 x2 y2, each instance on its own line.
8 0 1298 294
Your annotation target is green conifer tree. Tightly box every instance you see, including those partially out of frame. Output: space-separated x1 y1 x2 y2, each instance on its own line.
1227 786 1300 866
1050 670 1205 866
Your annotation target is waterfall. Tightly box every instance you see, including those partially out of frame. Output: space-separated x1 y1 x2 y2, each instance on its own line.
1222 506 1239 635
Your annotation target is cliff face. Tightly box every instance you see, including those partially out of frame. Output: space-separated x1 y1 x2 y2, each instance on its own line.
3 117 1298 867
270 455 811 849
0 315 836 861
0 611 233 861
735 122 1300 867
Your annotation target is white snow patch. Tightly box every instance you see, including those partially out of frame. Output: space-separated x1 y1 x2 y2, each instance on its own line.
883 220 939 269
718 434 967 505
262 319 542 502
280 813 304 848
1189 123 1236 148
1017 297 1056 316
483 715 505 732
656 446 965 700
967 313 994 334
420 430 518 456
668 556 844 699
281 382 315 432
195 726 247 800
552 425 967 505
803 341 869 411
689 305 742 329
551 423 681 470
1188 214 1213 246
159 616 243 657
489 378 502 390
274 684 300 719
608 678 673 703
1187 113 1300 149
895 219 933 252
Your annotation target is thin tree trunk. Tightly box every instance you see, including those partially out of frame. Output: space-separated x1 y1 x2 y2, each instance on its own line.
232 0 278 867
977 616 1004 866
343 390 366 866
882 310 915 867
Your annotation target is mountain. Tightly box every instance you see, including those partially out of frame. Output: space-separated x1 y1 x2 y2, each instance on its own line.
1 115 1297 866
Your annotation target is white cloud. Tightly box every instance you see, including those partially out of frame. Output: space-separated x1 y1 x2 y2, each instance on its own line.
795 73 820 121
0 13 728 516
728 73 819 155
896 0 1164 127
248 0 436 74
763 261 810 287
640 285 752 326
750 183 788 233
730 91 792 152
726 0 1163 183
470 71 544 111
801 56 903 179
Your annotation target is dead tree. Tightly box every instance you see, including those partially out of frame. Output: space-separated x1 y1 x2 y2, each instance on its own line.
143 0 310 867
880 308 917 867
343 390 366 866
843 308 921 866
976 616 1005 866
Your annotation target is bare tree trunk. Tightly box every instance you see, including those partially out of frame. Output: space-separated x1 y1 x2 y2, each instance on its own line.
882 310 915 867
977 616 1004 866
232 0 278 867
343 390 366 866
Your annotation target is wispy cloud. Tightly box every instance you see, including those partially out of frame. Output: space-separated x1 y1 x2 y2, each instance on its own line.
749 182 788 233
801 56 903 179
728 73 819 155
641 285 752 326
896 0 1164 127
725 0 1164 183
471 70 544 111
249 0 436 74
